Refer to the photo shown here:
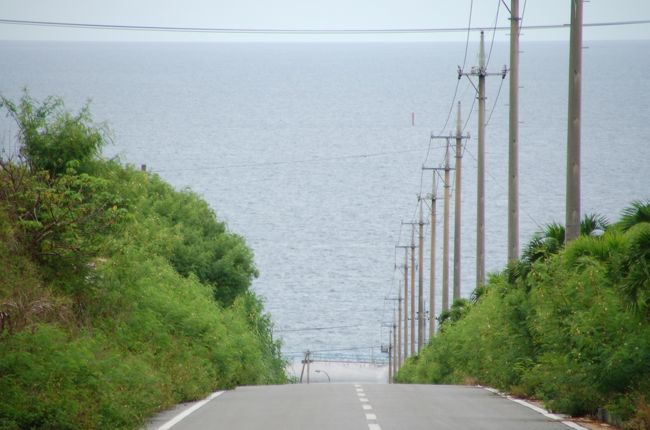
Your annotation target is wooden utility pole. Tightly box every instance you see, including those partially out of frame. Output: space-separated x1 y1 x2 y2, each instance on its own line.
417 199 425 351
459 31 507 289
508 0 521 261
453 102 469 301
566 0 583 242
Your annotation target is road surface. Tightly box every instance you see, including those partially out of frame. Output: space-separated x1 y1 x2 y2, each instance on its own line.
147 384 584 430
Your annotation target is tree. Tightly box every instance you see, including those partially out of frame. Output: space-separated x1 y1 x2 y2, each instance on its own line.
0 91 109 176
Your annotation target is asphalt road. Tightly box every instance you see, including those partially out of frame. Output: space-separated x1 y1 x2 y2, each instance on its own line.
147 384 582 430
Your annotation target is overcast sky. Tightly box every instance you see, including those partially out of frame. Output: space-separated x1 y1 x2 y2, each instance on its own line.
1 0 650 42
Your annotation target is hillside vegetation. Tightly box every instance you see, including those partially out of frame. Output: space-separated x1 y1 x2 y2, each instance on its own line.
0 93 286 430
396 205 650 428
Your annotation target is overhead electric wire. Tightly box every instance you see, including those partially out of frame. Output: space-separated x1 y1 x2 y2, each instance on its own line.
2 18 648 34
486 0 502 68
486 77 506 126
153 147 424 173
274 324 358 333
436 0 474 137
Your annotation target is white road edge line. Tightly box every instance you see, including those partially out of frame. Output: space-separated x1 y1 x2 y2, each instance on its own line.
482 387 589 430
562 421 591 430
156 391 225 430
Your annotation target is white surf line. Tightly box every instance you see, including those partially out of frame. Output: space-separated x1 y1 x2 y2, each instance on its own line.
483 387 589 430
156 391 224 430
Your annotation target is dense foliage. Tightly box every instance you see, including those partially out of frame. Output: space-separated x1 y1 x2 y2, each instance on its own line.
396 208 650 429
0 93 286 430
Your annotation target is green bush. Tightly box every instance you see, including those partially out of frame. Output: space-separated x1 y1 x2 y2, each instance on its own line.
0 94 286 429
396 202 650 428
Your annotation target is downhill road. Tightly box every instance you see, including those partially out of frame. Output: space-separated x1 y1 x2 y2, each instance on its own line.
147 384 585 430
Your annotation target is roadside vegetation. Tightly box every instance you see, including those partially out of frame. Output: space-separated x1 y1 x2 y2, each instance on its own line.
0 93 286 430
396 206 650 429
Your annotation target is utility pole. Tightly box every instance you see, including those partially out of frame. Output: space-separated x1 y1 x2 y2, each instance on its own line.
476 32 487 290
388 327 393 383
417 198 425 351
443 140 452 304
396 245 410 360
400 221 419 355
390 318 399 383
410 226 416 355
566 0 583 242
424 140 455 312
428 175 437 337
386 292 402 368
508 0 521 261
397 288 402 367
454 102 469 301
459 31 507 289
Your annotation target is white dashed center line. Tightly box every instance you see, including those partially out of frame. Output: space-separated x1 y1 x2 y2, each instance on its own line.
356 385 382 430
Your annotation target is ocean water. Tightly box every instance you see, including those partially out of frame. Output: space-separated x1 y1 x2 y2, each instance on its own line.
1 40 649 361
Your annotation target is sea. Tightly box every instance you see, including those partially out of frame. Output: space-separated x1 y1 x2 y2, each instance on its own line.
1 40 649 363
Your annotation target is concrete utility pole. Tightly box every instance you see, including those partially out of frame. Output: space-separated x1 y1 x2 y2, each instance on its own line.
454 102 469 301
508 0 521 261
459 31 507 289
396 245 409 360
417 199 425 351
388 327 393 383
410 226 416 355
443 140 452 305
428 176 437 338
566 0 583 242
387 290 403 367
392 318 398 378
476 32 487 289
397 289 402 367
424 143 455 312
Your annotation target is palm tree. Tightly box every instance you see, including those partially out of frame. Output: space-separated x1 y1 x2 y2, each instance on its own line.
617 200 650 315
521 222 566 266
618 200 650 232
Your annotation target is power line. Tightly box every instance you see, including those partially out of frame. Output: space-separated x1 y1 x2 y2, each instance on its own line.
1 18 648 34
486 0 502 68
437 0 474 136
274 324 358 333
153 147 424 173
486 77 506 126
